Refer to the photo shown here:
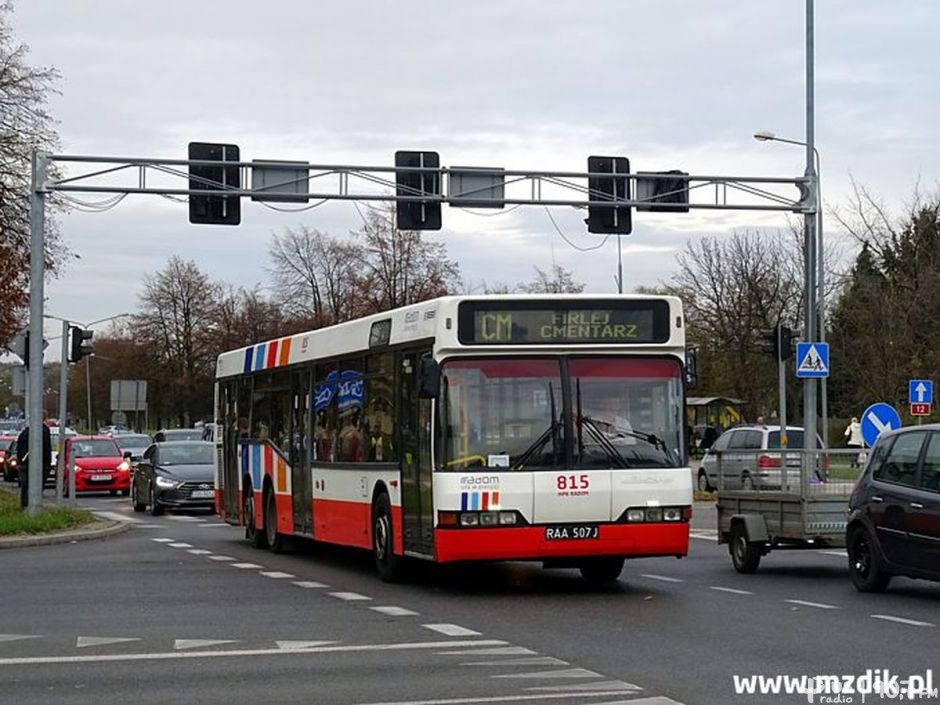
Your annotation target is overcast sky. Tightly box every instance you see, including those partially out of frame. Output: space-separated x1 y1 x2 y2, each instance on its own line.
12 0 940 355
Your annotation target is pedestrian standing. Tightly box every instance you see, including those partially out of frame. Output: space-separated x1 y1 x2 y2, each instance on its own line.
844 416 863 468
15 410 53 508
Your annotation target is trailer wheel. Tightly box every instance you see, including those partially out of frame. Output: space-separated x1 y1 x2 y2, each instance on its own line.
847 527 891 592
730 523 761 573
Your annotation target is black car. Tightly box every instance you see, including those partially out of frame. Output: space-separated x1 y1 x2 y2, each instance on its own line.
846 425 940 592
113 433 153 464
154 428 204 442
131 441 216 515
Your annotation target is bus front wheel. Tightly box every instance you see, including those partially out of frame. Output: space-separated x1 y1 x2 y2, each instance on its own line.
372 493 404 582
264 487 286 553
245 488 268 549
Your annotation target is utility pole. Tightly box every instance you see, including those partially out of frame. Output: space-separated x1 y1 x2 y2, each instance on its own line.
26 151 48 515
802 0 819 466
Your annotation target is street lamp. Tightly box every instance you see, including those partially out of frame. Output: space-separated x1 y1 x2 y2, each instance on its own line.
80 314 132 432
754 130 828 446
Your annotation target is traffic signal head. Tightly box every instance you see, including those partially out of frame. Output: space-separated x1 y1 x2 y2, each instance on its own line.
587 156 632 234
779 326 795 360
395 151 442 230
760 327 780 359
68 327 93 363
188 142 241 225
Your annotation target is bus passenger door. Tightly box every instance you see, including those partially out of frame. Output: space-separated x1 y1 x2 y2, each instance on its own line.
291 369 313 534
399 349 435 556
221 381 241 519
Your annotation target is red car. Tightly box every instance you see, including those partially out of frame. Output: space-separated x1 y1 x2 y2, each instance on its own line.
0 434 19 482
63 436 131 496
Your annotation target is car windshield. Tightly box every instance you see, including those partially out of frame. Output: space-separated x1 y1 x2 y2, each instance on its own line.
72 439 122 458
117 435 151 451
437 356 683 471
158 444 214 465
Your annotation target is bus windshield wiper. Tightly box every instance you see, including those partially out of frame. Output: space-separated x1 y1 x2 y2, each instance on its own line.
513 383 561 470
579 415 630 469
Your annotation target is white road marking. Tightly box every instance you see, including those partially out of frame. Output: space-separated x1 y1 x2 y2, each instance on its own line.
351 693 647 705
371 606 419 616
276 640 338 650
92 511 142 523
785 599 839 610
423 624 482 637
166 516 206 523
462 657 568 667
493 668 601 679
871 614 935 628
260 571 295 579
208 555 235 561
76 636 142 648
437 646 537 656
0 635 41 643
640 574 683 583
151 538 175 543
819 550 848 557
527 680 642 693
293 581 328 589
709 586 754 595
689 531 718 542
593 698 685 705
187 549 213 555
0 639 507 666
174 639 237 650
329 592 372 601
197 523 230 528
231 563 263 569
167 542 193 548
134 524 163 529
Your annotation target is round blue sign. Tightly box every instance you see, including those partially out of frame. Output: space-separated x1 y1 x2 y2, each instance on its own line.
860 402 902 448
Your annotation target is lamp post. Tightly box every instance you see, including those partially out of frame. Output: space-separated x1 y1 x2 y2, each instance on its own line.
754 131 827 446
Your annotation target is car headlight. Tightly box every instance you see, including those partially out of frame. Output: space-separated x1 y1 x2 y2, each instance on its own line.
117 461 129 472
155 476 179 489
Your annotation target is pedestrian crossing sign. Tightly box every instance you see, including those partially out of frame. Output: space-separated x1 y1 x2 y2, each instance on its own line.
796 342 829 378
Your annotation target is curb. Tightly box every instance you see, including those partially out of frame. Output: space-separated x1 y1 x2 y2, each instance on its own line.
0 520 131 549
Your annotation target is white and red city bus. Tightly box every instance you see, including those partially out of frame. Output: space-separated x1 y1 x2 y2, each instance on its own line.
214 294 693 581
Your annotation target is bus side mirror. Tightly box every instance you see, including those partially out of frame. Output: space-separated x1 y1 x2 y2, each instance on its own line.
418 358 440 399
684 345 698 388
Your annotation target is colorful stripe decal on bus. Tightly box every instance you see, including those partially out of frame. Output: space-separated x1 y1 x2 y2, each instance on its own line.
241 337 295 373
460 491 499 511
241 442 291 494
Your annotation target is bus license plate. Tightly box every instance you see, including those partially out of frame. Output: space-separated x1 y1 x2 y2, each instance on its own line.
545 524 599 541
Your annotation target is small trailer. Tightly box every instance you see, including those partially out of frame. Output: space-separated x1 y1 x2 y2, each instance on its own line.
714 449 862 572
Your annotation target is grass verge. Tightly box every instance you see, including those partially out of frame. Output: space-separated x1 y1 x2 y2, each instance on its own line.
0 487 95 536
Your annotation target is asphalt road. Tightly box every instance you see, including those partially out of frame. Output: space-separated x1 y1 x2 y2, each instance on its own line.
0 490 937 705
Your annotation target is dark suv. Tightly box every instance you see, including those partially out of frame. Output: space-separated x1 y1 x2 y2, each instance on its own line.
846 425 940 592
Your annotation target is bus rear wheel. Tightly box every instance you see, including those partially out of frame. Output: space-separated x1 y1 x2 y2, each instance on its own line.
264 487 286 553
578 557 624 583
372 493 404 582
245 487 268 549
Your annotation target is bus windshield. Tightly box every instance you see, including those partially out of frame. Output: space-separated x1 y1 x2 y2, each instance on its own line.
437 357 683 471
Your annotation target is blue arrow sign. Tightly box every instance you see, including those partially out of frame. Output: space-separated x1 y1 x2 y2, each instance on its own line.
796 342 829 378
909 379 933 405
861 402 902 448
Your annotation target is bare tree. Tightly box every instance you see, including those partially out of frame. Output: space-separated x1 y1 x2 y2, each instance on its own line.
517 264 585 294
352 203 460 313
664 230 803 418
268 226 362 326
135 257 219 426
0 1 67 347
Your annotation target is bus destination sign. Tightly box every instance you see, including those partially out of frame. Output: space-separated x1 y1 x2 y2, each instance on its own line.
458 300 670 345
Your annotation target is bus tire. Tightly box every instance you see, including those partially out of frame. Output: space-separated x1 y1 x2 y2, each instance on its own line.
578 557 624 583
264 486 286 553
372 492 404 582
730 523 761 573
245 487 268 549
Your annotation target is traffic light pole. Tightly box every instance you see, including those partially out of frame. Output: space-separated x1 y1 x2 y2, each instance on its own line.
57 320 69 501
26 152 48 515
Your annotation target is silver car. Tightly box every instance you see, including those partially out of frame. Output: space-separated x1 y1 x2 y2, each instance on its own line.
698 425 823 491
